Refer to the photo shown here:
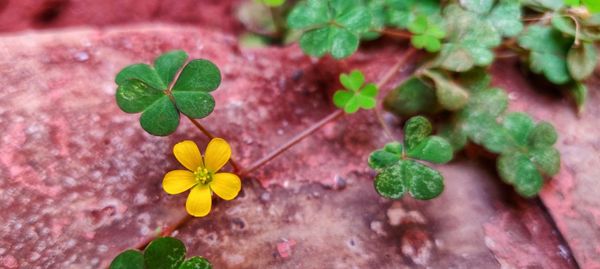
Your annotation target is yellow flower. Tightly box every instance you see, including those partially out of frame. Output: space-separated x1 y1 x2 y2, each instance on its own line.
162 138 241 217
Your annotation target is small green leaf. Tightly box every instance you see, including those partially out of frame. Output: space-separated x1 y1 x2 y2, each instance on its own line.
144 237 186 269
116 80 164 113
460 0 494 14
368 142 403 170
567 42 598 81
179 257 213 269
333 70 378 113
406 136 454 164
518 25 573 84
423 70 470 111
384 0 441 29
528 147 561 176
172 92 215 119
383 76 438 117
172 60 221 92
374 159 444 200
154 50 188 86
404 116 432 150
489 0 523 37
286 0 329 28
110 250 144 269
583 0 600 13
256 0 285 7
409 16 445 52
497 152 543 197
502 112 535 146
528 121 558 147
116 64 166 90
140 96 180 136
340 70 365 91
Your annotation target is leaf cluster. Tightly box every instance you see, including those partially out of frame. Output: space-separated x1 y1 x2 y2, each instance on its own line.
369 116 453 200
110 237 212 269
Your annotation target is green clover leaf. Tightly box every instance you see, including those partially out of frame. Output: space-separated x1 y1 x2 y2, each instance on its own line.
109 237 213 269
287 0 372 59
435 2 522 72
384 0 441 29
408 15 446 52
518 25 573 84
256 0 285 7
333 70 379 113
495 113 561 197
115 50 221 136
369 116 453 200
383 76 438 117
567 42 598 81
421 70 470 111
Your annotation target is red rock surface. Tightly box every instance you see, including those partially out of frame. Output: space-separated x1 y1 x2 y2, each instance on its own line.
0 0 243 33
0 24 589 268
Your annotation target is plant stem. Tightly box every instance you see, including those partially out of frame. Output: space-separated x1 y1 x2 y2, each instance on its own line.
240 110 344 176
377 28 412 39
372 47 418 141
185 115 241 172
269 6 285 41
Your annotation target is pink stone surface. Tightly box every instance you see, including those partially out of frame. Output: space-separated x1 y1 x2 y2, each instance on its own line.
0 24 586 268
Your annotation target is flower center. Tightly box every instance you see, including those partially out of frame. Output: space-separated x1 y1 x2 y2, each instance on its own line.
194 167 212 185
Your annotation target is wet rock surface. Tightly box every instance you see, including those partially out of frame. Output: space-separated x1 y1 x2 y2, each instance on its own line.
0 17 597 269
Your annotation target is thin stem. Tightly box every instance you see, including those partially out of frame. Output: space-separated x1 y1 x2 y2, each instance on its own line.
240 110 344 176
269 6 285 41
373 47 418 141
376 28 412 39
186 115 241 172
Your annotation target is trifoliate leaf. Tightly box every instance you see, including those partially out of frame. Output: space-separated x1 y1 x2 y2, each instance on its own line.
409 15 446 52
368 142 403 170
287 0 372 59
179 257 213 269
422 70 470 111
435 4 502 72
518 25 573 84
333 70 379 113
110 250 144 269
383 76 438 117
144 237 186 269
374 159 444 200
567 42 598 81
115 51 222 136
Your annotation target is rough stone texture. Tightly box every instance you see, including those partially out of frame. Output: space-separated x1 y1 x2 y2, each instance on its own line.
492 60 600 269
0 0 243 33
0 24 585 268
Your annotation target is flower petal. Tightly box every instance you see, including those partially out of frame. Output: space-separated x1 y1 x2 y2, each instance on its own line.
204 138 231 172
173 140 203 171
209 173 241 200
186 184 212 217
162 170 197 194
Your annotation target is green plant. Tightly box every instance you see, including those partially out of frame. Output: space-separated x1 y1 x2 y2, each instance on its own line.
110 237 212 269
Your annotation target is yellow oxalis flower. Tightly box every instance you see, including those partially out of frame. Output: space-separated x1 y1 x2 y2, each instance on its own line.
163 138 241 217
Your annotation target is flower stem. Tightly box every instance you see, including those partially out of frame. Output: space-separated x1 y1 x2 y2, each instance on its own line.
185 115 241 172
239 110 344 176
376 28 413 39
